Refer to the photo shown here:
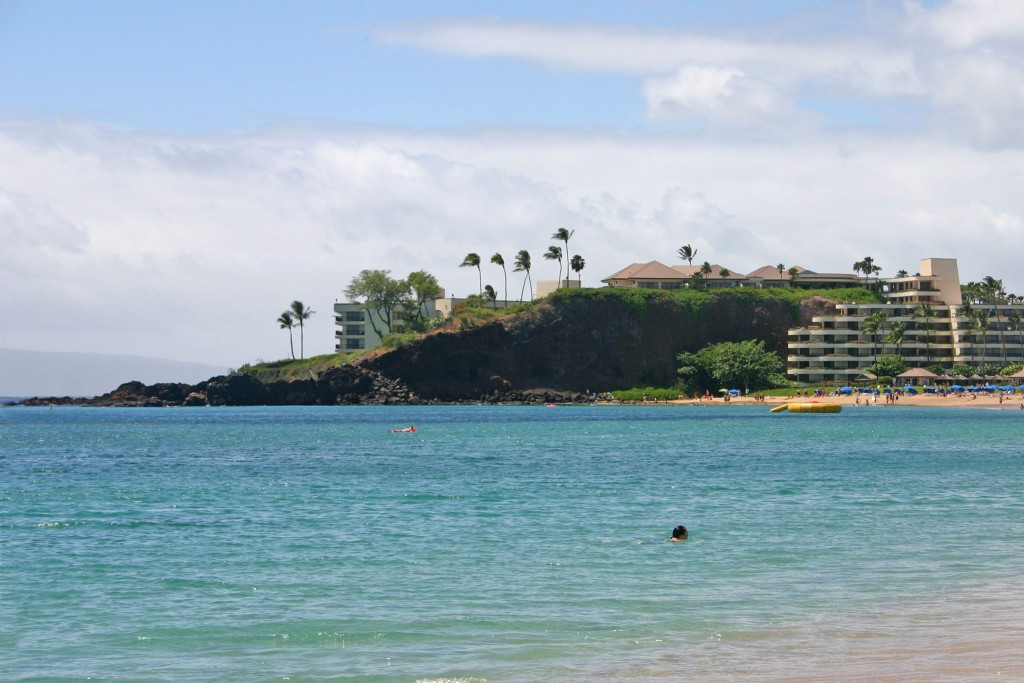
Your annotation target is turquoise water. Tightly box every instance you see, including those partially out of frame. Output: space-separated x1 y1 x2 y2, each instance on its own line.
2 405 1023 680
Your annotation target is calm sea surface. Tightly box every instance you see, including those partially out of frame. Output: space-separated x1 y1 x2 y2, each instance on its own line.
2 405 1023 681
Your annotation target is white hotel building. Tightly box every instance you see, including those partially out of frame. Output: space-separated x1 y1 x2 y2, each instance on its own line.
788 258 1024 384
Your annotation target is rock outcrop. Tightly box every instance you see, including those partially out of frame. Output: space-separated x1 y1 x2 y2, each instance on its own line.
16 290 841 407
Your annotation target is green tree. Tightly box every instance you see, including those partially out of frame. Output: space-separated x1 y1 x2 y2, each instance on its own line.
406 270 442 323
678 340 784 394
982 276 1006 364
896 269 909 278
460 253 482 295
677 244 697 266
484 284 498 309
776 263 785 281
544 245 563 287
513 249 532 302
490 253 507 307
787 266 800 287
699 261 713 282
868 354 908 377
277 311 295 360
344 269 410 338
552 227 574 287
289 300 315 360
570 254 585 286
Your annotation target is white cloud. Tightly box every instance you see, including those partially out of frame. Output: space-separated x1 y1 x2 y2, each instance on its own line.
3 116 1023 369
913 0 1024 47
377 19 921 96
643 64 796 125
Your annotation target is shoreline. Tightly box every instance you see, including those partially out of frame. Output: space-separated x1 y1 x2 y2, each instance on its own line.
629 392 1024 410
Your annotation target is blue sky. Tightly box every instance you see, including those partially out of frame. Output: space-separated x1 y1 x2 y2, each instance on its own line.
2 1 1023 367
1 0 909 130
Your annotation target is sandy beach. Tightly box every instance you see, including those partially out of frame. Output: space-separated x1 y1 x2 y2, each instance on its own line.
658 392 1024 410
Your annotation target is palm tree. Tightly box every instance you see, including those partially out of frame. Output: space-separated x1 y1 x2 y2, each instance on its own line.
513 249 532 301
484 284 497 309
289 300 315 360
863 309 888 361
552 228 574 287
886 321 906 360
776 263 786 281
972 309 991 369
700 262 713 277
491 253 507 307
677 244 697 266
544 245 563 288
982 276 1006 364
912 303 937 365
460 253 482 295
719 267 730 277
277 311 295 360
896 269 909 278
570 254 585 286
787 266 800 288
1011 312 1023 366
853 257 875 286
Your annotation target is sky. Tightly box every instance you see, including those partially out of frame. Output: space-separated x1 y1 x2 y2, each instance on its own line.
2 0 1023 366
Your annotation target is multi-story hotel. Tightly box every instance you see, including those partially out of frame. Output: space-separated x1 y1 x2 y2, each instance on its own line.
788 258 1024 384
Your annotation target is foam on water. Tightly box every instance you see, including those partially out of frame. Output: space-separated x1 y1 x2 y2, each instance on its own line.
2 405 1023 680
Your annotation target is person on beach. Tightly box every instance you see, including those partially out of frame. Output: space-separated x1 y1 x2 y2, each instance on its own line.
669 525 688 542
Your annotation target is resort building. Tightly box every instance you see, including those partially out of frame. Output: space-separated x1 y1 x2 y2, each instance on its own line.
334 293 518 352
601 261 860 290
787 258 1024 384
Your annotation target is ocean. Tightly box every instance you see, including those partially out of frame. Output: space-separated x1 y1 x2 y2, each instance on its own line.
2 405 1023 681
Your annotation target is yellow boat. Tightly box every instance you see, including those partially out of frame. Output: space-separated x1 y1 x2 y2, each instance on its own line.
771 402 841 414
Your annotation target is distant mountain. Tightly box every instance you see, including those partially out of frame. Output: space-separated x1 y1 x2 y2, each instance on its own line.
0 348 230 398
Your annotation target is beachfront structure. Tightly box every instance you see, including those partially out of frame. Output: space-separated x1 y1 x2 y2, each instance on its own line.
334 294 517 352
788 258 1024 384
601 261 861 290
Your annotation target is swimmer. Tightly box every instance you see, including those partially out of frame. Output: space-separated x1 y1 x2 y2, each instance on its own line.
669 525 688 542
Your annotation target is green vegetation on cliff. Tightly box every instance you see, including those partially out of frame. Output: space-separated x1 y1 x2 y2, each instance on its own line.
548 285 882 316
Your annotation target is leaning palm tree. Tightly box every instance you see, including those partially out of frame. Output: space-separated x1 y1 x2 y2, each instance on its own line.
277 311 295 360
544 245 563 288
552 227 575 287
289 300 315 360
491 253 507 307
484 284 498 309
513 249 532 301
570 254 585 286
460 252 482 295
677 244 697 266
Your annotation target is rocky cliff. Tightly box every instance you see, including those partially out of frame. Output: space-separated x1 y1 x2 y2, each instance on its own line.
18 290 837 406
363 290 835 400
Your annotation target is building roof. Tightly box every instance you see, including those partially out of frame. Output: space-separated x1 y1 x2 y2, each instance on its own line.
603 260 684 281
672 264 745 279
897 368 939 378
747 265 807 280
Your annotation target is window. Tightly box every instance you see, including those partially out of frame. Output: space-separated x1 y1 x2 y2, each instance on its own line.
345 325 365 336
344 311 364 322
345 338 365 350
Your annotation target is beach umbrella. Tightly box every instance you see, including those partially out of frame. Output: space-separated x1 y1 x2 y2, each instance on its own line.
729 389 740 395
950 384 964 390
904 386 918 394
839 386 853 394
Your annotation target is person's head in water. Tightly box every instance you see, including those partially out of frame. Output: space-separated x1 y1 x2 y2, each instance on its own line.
670 525 688 541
